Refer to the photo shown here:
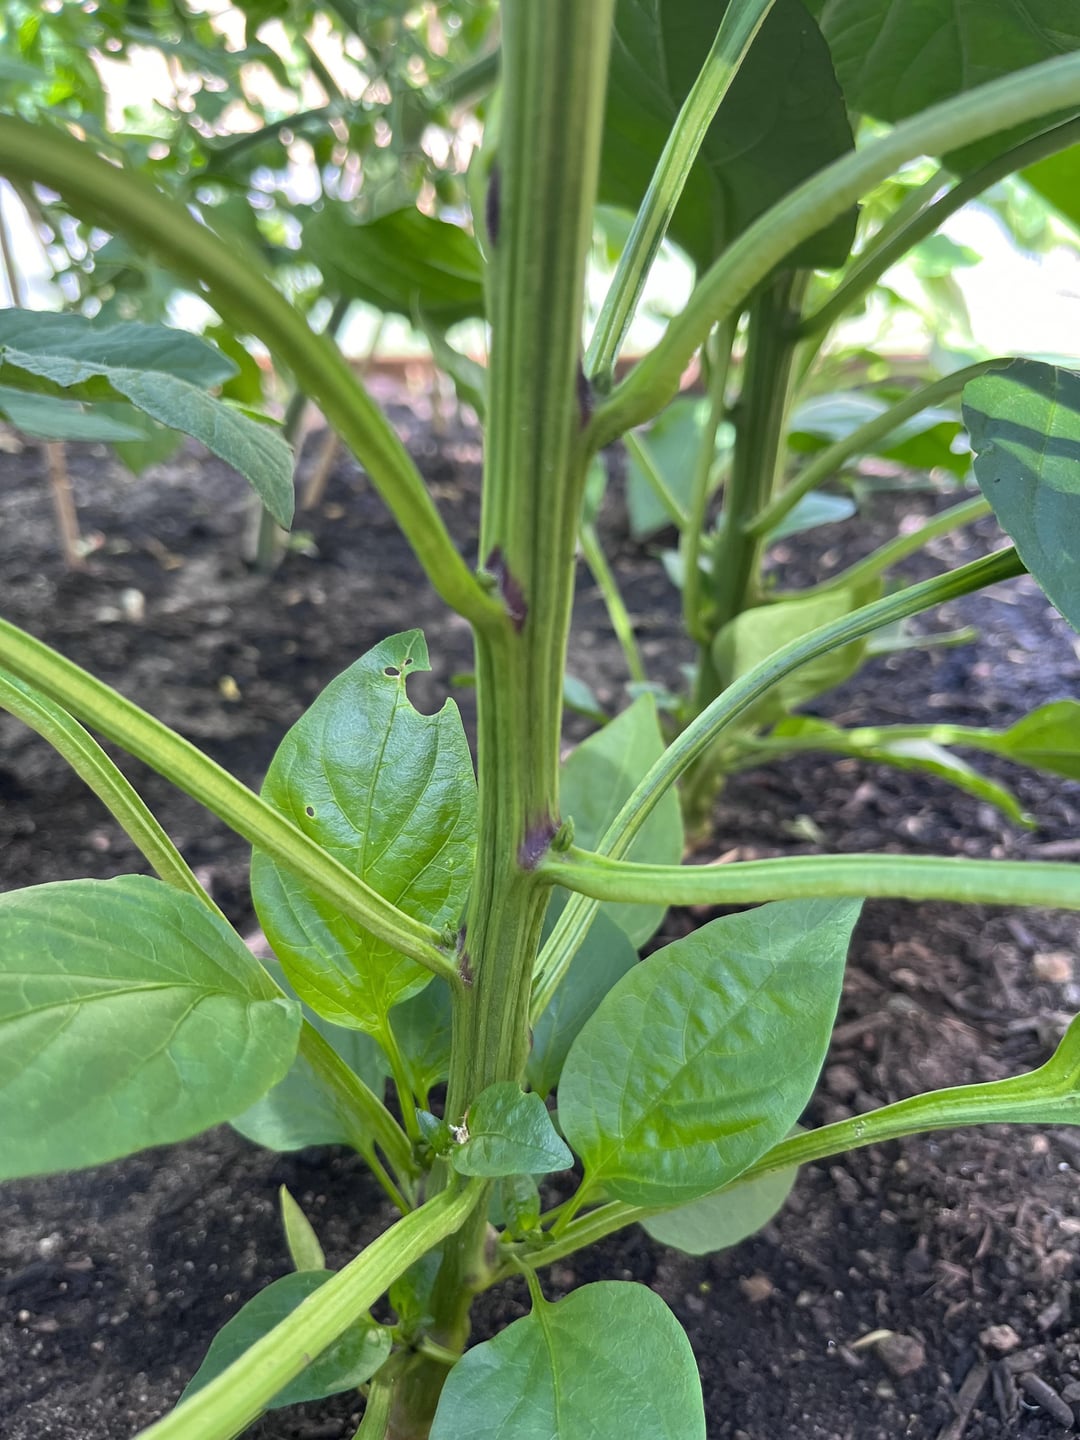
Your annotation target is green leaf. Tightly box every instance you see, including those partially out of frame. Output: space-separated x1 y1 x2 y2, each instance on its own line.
963 359 1080 631
231 963 388 1153
712 581 881 723
279 1185 326 1272
0 876 300 1180
995 700 1080 780
0 312 293 528
491 1173 543 1239
1023 144 1080 234
392 978 454 1104
768 715 1032 825
450 1083 572 1179
601 0 855 273
763 489 856 542
0 386 146 442
182 1271 391 1410
642 1154 799 1254
527 898 639 1100
625 396 713 539
0 311 238 386
807 1 1080 130
430 1282 705 1440
303 205 486 326
251 631 477 1032
559 694 684 945
559 899 859 1208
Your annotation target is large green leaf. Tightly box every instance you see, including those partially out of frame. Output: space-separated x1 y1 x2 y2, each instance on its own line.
450 1083 573 1179
807 1 1080 127
0 386 146 443
712 580 881 723
251 631 477 1032
527 899 639 1100
303 205 486 326
0 876 300 1179
559 694 684 946
1023 144 1080 234
230 963 389 1153
963 359 1080 632
642 1153 799 1254
430 1282 705 1440
0 312 293 527
182 1271 391 1410
559 899 859 1207
601 0 855 273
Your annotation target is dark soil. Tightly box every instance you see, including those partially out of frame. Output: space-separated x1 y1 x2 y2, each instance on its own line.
2 397 1079 1440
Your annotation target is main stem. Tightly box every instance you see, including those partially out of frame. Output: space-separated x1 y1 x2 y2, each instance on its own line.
386 5 614 1434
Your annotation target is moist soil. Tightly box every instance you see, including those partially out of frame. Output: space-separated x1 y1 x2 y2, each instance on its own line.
1 393 1079 1440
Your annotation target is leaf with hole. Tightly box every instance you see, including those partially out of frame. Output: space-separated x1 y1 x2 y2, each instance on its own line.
559 899 859 1207
0 876 300 1179
251 631 477 1032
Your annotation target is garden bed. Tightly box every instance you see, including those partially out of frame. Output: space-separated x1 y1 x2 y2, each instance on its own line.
1 397 1079 1439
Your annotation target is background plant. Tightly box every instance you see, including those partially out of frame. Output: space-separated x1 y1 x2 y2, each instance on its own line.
1 4 1080 1439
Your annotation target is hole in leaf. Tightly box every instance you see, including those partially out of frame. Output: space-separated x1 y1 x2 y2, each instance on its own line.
384 666 400 677
305 805 315 817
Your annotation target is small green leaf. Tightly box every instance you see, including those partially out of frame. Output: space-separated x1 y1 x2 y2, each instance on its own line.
0 386 146 442
390 1251 441 1337
559 694 684 945
642 1156 799 1255
713 582 881 722
764 490 856 543
252 632 477 1032
559 900 860 1208
451 1083 572 1179
231 962 388 1153
182 1271 391 1409
625 397 718 540
491 1174 542 1239
0 876 300 1179
430 1282 704 1440
995 700 1080 780
279 1185 326 1272
527 899 639 1100
964 359 1080 631
0 311 238 387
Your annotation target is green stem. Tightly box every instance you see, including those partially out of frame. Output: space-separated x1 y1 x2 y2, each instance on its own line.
588 51 1080 449
134 1182 481 1440
681 325 734 645
532 546 1025 1016
623 430 690 529
746 715 1048 759
585 0 778 388
801 115 1080 339
0 116 499 632
354 1374 394 1439
579 522 648 686
778 495 992 599
747 361 1003 539
542 845 1080 911
0 669 210 904
0 617 457 982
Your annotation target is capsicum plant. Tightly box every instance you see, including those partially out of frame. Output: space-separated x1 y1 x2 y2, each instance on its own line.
1 4 1080 1439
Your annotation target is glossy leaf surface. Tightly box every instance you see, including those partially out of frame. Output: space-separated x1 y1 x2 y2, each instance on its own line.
182 1271 391 1409
430 1282 705 1440
0 876 300 1179
964 359 1080 631
252 632 477 1032
559 900 859 1207
450 1083 573 1179
601 0 854 272
559 694 683 945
